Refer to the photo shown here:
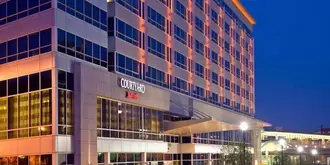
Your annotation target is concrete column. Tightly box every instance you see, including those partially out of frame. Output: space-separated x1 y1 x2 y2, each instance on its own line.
52 153 57 165
142 152 147 165
252 129 262 165
104 152 109 165
74 63 98 165
207 153 212 165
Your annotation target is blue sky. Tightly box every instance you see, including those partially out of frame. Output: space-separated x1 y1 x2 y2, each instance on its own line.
242 0 330 132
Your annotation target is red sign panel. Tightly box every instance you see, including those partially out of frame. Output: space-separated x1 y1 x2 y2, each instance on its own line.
126 91 139 99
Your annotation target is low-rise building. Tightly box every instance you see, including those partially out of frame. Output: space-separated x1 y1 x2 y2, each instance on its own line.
261 130 330 165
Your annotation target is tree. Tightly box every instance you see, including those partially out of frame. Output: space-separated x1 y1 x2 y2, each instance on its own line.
224 142 252 165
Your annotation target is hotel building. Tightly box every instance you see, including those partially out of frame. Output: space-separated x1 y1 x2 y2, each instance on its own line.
0 0 268 164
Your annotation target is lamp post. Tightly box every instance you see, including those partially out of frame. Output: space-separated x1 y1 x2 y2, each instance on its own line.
279 139 286 165
240 122 248 165
297 146 304 165
311 149 318 165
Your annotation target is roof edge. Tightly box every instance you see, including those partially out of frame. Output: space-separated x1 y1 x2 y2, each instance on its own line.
232 0 256 25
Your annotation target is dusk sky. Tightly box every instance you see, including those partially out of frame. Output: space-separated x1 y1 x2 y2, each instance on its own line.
242 0 330 132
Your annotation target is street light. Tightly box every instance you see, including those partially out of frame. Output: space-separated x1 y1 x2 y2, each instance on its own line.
297 146 304 165
240 122 249 165
279 139 286 165
311 149 318 165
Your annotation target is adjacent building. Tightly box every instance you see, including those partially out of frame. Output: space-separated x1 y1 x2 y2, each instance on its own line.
0 0 268 164
261 131 330 165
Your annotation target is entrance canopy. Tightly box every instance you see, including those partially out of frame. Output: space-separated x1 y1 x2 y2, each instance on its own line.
164 118 238 135
165 100 270 136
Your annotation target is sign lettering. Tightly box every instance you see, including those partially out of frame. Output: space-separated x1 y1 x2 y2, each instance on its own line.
126 91 139 99
119 78 146 94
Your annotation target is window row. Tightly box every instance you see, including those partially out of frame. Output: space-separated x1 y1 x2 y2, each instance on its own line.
97 98 164 140
0 70 51 97
111 20 253 72
115 18 145 49
207 0 253 37
0 89 52 140
57 0 107 31
158 0 172 8
193 130 250 145
174 51 192 72
175 0 192 24
0 0 51 26
0 154 52 165
116 0 144 17
146 66 169 88
0 28 52 65
57 28 108 68
148 36 169 61
111 53 254 115
147 6 171 35
115 52 142 79
172 77 190 95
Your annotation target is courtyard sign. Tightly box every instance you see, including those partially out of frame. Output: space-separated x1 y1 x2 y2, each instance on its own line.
119 78 146 94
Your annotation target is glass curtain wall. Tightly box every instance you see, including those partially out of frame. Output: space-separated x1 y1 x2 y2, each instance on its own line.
0 70 52 140
97 98 164 141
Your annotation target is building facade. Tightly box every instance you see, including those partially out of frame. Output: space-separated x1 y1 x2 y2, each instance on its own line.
261 131 330 165
0 0 267 165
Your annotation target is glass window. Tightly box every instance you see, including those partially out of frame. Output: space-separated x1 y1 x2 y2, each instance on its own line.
7 39 17 56
29 32 40 50
93 5 100 21
0 97 8 132
29 155 40 165
0 81 6 97
85 1 92 17
18 36 28 53
29 0 39 8
41 90 52 125
85 40 92 56
101 47 107 61
8 96 18 130
67 32 75 50
66 0 74 8
29 91 40 127
29 73 40 91
7 0 17 16
40 29 51 47
93 43 100 59
18 0 28 12
41 155 52 165
67 72 74 90
18 94 29 137
58 89 66 126
76 36 84 53
76 0 83 13
0 43 6 58
18 76 28 93
100 10 107 25
110 101 118 129
58 29 66 46
41 70 52 89
8 78 17 96
0 3 6 20
58 70 66 89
